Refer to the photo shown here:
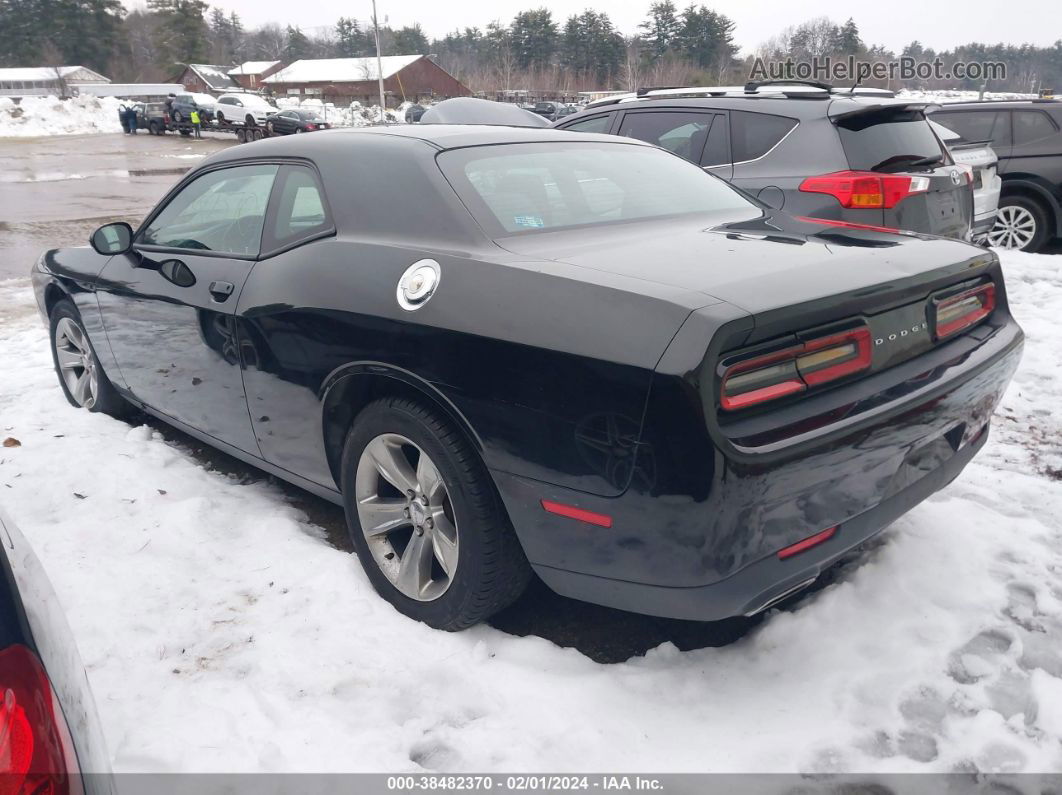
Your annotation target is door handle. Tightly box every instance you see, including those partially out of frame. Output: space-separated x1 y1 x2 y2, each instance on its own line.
209 280 235 302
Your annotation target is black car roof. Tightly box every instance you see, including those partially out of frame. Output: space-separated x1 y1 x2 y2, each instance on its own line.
209 124 644 165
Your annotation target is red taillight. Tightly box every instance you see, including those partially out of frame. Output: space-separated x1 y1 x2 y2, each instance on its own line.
541 499 613 528
933 283 996 339
305 124 317 130
799 170 930 209
777 526 837 560
0 645 78 794
720 327 872 411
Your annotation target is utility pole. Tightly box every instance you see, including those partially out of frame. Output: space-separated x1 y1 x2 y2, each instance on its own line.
371 0 386 121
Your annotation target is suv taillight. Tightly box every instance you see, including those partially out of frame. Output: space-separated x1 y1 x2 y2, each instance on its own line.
932 283 996 340
720 327 872 411
0 644 79 794
799 170 930 209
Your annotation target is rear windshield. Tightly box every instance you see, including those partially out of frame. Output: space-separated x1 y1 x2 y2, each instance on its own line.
437 142 755 236
837 110 945 172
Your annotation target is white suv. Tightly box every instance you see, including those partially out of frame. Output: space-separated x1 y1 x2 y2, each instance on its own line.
216 93 277 127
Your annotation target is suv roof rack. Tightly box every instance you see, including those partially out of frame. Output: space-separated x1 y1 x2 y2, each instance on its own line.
582 82 899 109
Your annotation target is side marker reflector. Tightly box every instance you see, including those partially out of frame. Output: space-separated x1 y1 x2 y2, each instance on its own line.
777 526 837 560
541 499 613 528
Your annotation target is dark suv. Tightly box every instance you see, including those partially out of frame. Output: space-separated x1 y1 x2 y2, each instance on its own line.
555 85 973 241
930 99 1062 251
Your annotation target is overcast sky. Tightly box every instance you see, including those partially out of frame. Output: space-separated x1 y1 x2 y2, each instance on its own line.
130 0 1060 55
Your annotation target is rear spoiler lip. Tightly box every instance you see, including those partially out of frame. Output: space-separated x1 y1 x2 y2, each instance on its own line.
828 100 937 122
946 138 995 151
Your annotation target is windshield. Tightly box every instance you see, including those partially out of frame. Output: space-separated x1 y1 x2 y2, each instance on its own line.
837 109 946 172
438 142 755 236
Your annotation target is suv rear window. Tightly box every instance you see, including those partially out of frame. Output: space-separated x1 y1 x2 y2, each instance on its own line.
1013 110 1058 145
836 109 945 172
729 111 796 162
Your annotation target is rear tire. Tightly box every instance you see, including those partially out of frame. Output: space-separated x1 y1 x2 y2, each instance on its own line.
987 196 1050 252
49 300 130 418
340 397 531 630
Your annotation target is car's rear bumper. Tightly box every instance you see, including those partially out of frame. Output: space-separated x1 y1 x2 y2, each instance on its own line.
493 317 1023 621
528 423 986 621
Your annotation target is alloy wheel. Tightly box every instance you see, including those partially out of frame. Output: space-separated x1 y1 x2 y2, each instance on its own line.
987 205 1037 249
354 433 459 601
53 317 98 409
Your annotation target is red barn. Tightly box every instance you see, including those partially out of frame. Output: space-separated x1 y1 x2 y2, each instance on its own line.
228 61 284 91
262 55 470 107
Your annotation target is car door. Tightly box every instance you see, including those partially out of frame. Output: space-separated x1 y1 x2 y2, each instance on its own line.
96 162 279 455
279 111 299 134
235 164 338 485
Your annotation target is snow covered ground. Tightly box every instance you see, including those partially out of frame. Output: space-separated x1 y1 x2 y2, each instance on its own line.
0 94 407 138
0 250 1060 774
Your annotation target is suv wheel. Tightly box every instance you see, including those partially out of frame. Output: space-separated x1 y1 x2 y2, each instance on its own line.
173 110 183 123
49 300 129 417
340 397 531 630
987 197 1049 252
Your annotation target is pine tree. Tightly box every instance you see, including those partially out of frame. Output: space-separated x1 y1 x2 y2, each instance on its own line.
283 24 310 61
148 0 209 67
639 1 680 61
393 24 428 54
510 8 557 71
836 17 863 55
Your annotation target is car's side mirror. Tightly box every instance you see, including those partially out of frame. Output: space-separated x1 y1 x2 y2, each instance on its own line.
90 222 133 255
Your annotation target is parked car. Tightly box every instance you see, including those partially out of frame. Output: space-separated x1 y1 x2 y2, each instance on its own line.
405 103 427 123
133 101 170 135
930 119 1001 244
216 93 276 127
930 99 1062 251
264 109 331 135
420 97 550 127
555 82 974 241
169 92 217 124
532 101 560 121
0 506 113 793
555 103 579 120
31 125 1022 630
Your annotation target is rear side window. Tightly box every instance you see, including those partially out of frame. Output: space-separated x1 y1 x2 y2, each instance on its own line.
564 115 612 134
1013 110 1058 145
729 111 796 162
265 165 333 252
836 110 945 172
932 110 1010 146
617 111 714 162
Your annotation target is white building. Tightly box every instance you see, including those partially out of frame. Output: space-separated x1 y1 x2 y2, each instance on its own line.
0 66 110 97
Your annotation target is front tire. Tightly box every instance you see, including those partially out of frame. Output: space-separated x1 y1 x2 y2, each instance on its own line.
340 397 531 630
49 300 129 417
987 196 1050 252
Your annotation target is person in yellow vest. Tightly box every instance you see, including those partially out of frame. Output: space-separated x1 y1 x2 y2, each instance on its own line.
190 108 201 138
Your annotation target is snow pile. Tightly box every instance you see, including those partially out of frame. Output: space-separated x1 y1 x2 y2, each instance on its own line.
0 251 1060 773
0 94 126 137
896 89 1039 103
274 96 407 127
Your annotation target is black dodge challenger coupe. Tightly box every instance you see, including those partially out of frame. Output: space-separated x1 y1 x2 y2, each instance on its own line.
31 125 1023 630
